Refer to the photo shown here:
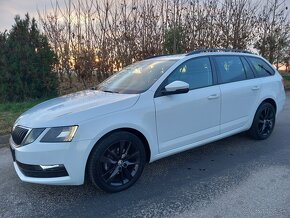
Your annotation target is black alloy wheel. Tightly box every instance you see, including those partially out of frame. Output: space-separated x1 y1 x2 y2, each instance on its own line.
88 131 146 193
249 102 276 140
100 140 141 186
257 107 275 137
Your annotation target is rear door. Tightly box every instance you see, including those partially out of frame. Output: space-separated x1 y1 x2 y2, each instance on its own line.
214 55 261 134
154 57 221 153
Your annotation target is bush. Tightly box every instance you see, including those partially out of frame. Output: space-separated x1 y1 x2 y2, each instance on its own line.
0 14 58 102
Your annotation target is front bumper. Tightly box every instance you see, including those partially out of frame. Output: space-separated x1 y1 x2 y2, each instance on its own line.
10 137 92 185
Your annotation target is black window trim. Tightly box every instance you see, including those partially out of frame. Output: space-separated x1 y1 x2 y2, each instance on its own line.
243 56 258 78
240 56 255 79
245 56 275 78
154 56 218 98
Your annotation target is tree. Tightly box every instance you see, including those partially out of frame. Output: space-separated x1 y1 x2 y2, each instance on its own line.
0 31 8 101
0 14 58 102
38 0 290 93
255 0 290 65
163 26 185 54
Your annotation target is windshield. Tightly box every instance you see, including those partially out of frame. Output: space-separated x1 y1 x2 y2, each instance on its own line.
98 59 177 94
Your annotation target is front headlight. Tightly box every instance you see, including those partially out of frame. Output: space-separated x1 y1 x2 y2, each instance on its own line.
23 128 45 145
40 126 78 142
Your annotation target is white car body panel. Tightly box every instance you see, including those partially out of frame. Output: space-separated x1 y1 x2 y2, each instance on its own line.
10 52 286 185
154 86 221 153
16 90 139 128
219 78 262 133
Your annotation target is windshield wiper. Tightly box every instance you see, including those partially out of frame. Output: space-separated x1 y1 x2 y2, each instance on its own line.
102 90 119 94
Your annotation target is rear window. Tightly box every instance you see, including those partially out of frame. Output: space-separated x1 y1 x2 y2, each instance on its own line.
214 56 246 83
247 57 275 77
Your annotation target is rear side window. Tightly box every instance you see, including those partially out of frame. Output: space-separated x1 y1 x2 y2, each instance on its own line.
214 56 246 83
247 57 275 77
166 57 213 90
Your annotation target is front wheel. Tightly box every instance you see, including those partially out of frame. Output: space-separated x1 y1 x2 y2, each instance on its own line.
249 102 276 140
88 131 146 193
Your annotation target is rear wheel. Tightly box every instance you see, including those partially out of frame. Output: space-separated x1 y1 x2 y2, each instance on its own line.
88 131 146 193
249 102 276 140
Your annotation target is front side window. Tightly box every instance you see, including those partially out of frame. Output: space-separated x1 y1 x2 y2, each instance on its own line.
166 57 213 90
98 59 177 94
215 56 246 83
247 57 275 77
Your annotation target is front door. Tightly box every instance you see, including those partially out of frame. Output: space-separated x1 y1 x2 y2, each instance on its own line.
154 57 221 153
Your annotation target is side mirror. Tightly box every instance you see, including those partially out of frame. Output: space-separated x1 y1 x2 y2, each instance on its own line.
162 81 189 96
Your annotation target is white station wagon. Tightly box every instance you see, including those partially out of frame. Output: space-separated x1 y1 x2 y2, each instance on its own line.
10 49 286 192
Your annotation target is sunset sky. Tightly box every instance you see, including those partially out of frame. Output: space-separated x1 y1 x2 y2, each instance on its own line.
0 0 290 32
0 0 68 31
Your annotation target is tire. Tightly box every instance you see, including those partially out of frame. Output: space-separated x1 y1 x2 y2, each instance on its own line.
248 102 276 140
88 131 146 193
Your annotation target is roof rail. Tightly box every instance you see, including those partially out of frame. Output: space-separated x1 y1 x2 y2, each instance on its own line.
186 48 253 56
144 54 172 60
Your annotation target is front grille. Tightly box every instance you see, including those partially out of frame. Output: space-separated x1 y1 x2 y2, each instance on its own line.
11 126 29 145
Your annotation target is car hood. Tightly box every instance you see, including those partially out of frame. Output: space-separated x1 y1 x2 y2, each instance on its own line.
15 90 139 128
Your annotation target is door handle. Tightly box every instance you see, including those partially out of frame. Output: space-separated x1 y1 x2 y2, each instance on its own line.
208 94 219 100
252 86 260 91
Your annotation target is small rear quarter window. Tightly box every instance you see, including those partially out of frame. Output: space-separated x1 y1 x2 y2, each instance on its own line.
246 57 275 77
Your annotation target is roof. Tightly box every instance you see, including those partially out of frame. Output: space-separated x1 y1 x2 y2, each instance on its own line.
186 48 253 55
145 48 259 61
144 54 185 60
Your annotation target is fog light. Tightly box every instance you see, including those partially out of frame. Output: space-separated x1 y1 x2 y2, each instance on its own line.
40 164 63 170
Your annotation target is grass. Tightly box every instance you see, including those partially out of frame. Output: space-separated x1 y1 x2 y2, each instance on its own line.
0 99 46 135
280 71 290 90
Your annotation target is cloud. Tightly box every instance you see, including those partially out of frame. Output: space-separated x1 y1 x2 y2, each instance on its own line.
0 0 70 31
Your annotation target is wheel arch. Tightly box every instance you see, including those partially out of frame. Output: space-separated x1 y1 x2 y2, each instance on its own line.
114 128 151 163
84 127 151 182
249 97 277 140
260 98 277 113
249 97 277 129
